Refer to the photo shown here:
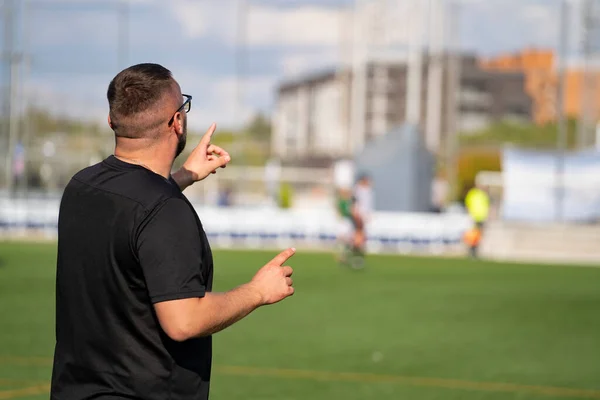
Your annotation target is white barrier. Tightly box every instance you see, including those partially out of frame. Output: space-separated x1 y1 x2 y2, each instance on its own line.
0 198 472 254
503 148 600 222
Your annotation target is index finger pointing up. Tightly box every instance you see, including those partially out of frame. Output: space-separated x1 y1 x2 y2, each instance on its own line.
270 248 296 266
200 123 217 146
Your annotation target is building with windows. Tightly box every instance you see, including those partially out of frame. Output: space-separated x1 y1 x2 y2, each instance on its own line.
271 70 353 167
271 54 532 165
480 48 600 126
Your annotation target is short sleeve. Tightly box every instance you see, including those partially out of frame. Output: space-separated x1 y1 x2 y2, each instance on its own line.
137 198 206 304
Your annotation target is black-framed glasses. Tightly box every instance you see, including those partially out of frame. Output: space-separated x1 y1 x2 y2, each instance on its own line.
168 94 192 125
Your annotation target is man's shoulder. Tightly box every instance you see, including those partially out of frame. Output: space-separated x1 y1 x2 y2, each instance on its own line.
67 158 184 211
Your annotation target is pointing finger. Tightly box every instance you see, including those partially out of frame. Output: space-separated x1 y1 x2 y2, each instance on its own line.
270 248 296 266
200 123 217 146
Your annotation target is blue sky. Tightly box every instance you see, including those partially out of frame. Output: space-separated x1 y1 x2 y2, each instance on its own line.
2 0 582 131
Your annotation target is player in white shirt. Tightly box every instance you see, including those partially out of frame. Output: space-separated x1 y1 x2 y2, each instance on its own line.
350 173 373 265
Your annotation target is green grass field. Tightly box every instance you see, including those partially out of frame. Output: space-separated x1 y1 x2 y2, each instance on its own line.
1 241 600 400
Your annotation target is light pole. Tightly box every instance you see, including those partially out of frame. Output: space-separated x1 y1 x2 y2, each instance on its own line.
235 0 247 132
405 0 425 127
349 0 368 154
444 0 461 204
234 0 248 201
555 0 570 222
577 0 600 150
425 0 445 154
3 0 23 195
117 0 130 70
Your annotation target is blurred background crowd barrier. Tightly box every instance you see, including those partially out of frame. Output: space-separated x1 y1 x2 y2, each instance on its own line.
0 198 472 254
2 0 600 264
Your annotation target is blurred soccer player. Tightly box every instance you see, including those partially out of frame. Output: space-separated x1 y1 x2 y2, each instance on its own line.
334 174 372 269
464 184 490 258
335 187 357 263
50 63 296 400
352 174 373 256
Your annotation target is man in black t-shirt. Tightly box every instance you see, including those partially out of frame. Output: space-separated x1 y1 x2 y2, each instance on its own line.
50 63 296 400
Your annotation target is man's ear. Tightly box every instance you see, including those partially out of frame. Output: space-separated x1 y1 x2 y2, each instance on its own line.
108 115 113 129
174 112 184 135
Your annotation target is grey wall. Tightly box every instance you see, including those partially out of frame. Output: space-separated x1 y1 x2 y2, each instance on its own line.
354 124 434 213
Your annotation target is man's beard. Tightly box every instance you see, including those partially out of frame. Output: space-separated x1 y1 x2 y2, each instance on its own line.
175 116 187 158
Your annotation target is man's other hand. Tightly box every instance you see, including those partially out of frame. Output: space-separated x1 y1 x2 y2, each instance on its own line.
249 248 296 305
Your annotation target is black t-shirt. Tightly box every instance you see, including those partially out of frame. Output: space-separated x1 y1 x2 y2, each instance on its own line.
50 155 214 400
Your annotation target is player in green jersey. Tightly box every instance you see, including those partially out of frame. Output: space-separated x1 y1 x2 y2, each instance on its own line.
335 188 365 269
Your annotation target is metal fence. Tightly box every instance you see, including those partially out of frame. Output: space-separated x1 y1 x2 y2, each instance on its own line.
2 0 600 215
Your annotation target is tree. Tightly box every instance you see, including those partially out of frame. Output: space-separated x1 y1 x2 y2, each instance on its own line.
458 119 578 150
440 119 579 202
455 147 501 201
246 113 271 142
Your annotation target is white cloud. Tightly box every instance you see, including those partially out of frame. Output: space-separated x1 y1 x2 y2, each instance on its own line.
24 74 112 125
459 0 568 55
246 5 346 47
187 74 276 130
515 1 584 59
518 3 561 48
522 3 552 21
28 6 118 47
168 1 213 40
166 0 238 43
280 50 338 78
167 1 346 47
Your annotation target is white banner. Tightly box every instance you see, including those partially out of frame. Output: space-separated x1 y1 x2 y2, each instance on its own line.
503 148 600 222
0 198 471 255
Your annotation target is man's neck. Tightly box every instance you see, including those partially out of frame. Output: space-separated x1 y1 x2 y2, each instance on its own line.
114 145 173 179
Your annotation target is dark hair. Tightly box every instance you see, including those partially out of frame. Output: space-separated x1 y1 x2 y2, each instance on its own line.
107 63 174 138
357 172 370 182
